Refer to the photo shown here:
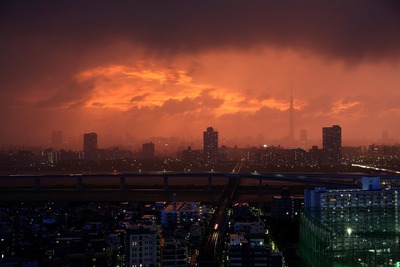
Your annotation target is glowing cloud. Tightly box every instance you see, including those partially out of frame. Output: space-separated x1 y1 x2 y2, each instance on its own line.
332 100 361 114
75 64 289 117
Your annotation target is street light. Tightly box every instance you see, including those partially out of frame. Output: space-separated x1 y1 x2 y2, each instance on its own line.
347 228 352 236
346 228 354 266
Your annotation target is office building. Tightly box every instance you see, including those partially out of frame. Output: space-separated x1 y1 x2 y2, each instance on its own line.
307 145 323 165
300 129 307 150
161 202 206 228
182 146 202 165
219 145 228 162
300 177 400 267
160 237 188 267
83 132 98 161
232 220 265 235
51 130 62 149
271 188 303 221
142 142 155 158
258 146 306 166
288 91 295 147
227 233 284 267
127 225 160 267
322 125 342 165
203 127 218 165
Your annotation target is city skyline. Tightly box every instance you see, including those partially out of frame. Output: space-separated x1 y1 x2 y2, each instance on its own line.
0 123 397 152
1 1 400 147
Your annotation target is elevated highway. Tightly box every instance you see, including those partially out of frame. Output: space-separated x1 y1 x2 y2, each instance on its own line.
1 170 395 189
0 170 398 202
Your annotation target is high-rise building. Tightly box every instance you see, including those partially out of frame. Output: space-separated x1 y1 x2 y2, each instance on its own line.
322 125 342 165
142 142 155 158
271 188 303 221
300 129 307 150
83 132 98 161
203 127 218 165
300 177 400 267
160 237 188 267
51 130 62 149
161 202 206 228
382 130 389 143
127 225 160 267
227 233 284 267
288 91 295 147
182 146 202 165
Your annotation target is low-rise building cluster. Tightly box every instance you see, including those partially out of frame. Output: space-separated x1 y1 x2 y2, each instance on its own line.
0 201 205 266
224 203 285 267
0 199 290 266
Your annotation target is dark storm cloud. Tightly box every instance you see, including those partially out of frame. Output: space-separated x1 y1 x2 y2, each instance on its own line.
1 0 400 145
35 80 94 108
1 0 399 98
2 0 400 61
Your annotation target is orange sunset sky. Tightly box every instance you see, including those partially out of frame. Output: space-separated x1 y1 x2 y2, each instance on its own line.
1 1 400 149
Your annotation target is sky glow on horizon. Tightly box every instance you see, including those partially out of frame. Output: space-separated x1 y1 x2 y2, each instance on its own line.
1 1 400 148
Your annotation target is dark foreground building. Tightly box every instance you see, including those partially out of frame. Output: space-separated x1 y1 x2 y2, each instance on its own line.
300 177 400 267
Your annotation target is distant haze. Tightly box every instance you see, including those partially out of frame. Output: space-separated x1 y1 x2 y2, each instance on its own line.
1 1 400 148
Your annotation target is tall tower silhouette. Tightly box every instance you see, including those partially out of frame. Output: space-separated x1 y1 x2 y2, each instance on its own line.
83 132 98 161
203 127 218 165
322 125 342 165
288 89 295 147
